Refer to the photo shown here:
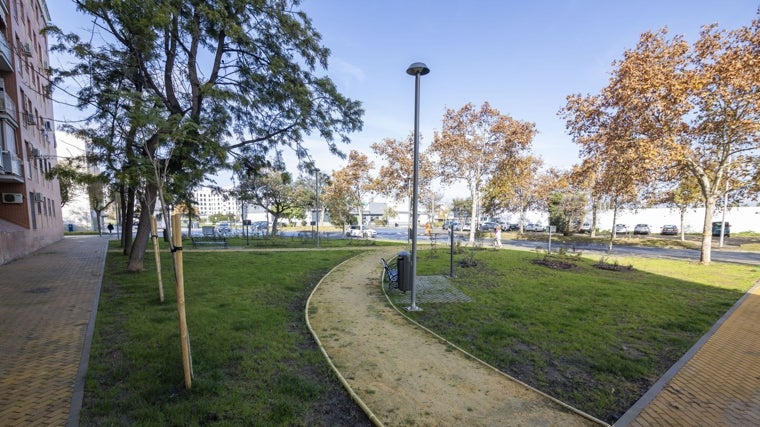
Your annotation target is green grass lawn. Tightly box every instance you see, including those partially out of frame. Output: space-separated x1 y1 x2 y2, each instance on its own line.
404 248 759 423
220 234 395 248
84 243 758 425
82 248 373 426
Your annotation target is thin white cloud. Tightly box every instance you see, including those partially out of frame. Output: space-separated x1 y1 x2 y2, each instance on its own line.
329 58 365 87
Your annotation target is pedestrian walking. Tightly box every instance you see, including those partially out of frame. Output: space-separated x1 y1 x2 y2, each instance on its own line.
494 225 502 248
107 223 114 234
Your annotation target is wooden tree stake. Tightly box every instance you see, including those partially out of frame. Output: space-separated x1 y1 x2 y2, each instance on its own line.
172 213 193 389
150 216 165 303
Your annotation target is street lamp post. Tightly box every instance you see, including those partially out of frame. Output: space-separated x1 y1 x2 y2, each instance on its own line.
315 168 320 248
406 62 429 312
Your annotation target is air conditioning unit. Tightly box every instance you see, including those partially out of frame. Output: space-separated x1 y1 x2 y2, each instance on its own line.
32 148 40 158
2 193 23 204
20 43 32 56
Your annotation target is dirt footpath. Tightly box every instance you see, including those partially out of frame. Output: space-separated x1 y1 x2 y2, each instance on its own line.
307 250 605 427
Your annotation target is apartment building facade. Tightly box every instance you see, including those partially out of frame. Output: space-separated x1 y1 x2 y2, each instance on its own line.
194 187 241 219
0 0 61 264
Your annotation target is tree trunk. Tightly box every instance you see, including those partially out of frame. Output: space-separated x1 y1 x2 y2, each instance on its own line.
519 205 527 233
590 197 599 238
127 184 157 272
468 186 478 244
122 186 135 256
679 207 686 242
117 188 127 248
271 213 280 237
95 210 104 236
357 200 364 228
607 201 619 253
699 197 717 264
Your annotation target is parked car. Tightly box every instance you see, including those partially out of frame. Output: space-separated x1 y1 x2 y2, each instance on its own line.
505 223 519 231
633 224 650 235
712 221 730 237
252 221 268 230
524 223 545 232
660 224 679 235
462 222 472 231
442 220 462 231
217 222 232 234
579 222 591 233
346 224 377 238
615 224 629 234
250 221 268 235
479 221 499 231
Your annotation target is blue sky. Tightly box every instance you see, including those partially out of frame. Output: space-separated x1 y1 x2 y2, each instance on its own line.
48 1 759 187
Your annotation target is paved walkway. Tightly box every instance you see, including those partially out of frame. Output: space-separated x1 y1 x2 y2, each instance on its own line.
0 236 108 427
307 250 603 426
0 238 757 426
616 281 760 426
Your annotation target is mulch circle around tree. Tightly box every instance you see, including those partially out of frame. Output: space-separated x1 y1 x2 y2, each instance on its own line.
594 263 634 272
531 259 577 270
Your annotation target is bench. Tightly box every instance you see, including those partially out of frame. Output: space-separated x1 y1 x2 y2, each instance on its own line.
191 236 228 249
381 257 400 291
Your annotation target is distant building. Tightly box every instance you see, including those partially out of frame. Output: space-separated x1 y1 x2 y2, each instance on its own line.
57 133 100 231
0 1 61 265
193 187 239 219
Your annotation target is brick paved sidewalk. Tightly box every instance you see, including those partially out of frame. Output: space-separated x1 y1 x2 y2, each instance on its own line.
0 236 108 427
617 282 760 426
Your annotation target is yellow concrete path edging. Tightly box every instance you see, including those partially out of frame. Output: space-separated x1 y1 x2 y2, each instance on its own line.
306 249 607 426
380 268 608 426
305 254 384 426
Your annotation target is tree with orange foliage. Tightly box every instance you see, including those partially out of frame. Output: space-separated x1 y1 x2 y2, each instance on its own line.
561 18 760 263
431 102 537 243
483 155 544 231
326 150 374 228
370 134 435 217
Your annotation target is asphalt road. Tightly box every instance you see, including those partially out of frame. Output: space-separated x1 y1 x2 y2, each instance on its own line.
263 226 759 266
371 227 760 266
502 238 760 266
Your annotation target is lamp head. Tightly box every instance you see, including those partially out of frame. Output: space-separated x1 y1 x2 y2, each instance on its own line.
406 62 430 76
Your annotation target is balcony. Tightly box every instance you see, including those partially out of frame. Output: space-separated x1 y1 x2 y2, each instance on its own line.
0 33 10 72
0 151 23 183
0 90 16 125
0 1 7 28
